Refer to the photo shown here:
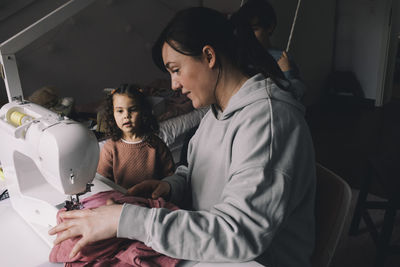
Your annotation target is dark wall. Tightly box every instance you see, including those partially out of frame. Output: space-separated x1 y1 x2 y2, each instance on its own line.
0 0 336 107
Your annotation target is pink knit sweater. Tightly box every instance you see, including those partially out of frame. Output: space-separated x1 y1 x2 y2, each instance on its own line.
97 135 175 189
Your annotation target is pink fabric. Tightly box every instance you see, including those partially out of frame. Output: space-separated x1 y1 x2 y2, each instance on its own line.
49 190 180 267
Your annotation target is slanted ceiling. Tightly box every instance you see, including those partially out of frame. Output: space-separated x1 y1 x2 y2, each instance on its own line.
0 0 335 106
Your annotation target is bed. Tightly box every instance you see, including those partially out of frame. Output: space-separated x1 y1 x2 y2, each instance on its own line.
158 106 208 164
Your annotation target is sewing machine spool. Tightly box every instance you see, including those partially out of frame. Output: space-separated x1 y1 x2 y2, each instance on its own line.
8 110 33 126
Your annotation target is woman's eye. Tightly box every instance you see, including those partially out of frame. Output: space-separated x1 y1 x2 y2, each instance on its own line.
172 69 179 73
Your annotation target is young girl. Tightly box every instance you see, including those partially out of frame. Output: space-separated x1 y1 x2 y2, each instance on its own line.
97 83 175 191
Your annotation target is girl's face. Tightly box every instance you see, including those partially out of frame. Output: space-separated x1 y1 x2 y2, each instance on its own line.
250 18 272 49
162 42 217 108
113 93 140 138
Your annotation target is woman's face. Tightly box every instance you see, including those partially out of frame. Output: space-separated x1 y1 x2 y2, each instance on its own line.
162 42 217 108
113 93 140 138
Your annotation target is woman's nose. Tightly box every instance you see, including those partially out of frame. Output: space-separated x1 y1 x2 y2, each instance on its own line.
171 78 181 91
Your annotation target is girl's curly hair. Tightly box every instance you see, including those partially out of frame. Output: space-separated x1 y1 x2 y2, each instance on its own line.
104 83 159 141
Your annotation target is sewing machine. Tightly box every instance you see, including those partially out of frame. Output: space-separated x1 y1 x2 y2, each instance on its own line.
0 0 101 247
0 100 103 246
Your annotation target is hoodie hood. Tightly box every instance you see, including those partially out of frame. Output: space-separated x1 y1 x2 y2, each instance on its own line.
213 74 305 120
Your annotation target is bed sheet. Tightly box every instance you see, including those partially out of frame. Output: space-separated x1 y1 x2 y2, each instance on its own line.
157 106 209 147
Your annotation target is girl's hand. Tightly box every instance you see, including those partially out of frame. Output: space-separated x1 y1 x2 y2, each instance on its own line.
48 201 123 258
277 51 291 72
127 180 171 200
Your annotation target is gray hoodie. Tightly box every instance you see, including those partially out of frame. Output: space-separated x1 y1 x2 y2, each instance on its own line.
118 74 316 267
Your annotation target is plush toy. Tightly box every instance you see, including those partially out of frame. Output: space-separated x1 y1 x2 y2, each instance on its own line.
28 86 74 117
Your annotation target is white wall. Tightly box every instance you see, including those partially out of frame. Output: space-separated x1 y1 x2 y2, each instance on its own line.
335 0 393 100
383 0 400 103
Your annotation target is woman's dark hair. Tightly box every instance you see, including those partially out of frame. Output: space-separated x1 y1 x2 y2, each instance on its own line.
152 6 284 83
235 0 277 33
104 83 159 141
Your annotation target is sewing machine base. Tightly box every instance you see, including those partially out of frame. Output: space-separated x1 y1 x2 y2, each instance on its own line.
9 176 114 247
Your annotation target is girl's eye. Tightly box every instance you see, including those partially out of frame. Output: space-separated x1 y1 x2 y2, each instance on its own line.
129 106 138 112
172 69 179 73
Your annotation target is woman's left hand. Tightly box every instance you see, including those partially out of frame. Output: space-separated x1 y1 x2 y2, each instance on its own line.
48 200 123 258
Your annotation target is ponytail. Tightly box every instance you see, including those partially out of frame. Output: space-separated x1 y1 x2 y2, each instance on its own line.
230 13 285 81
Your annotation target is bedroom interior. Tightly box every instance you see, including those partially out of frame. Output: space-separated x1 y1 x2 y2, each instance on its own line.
0 0 399 266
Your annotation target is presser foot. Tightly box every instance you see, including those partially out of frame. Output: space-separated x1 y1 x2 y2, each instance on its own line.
64 183 94 210
64 196 83 210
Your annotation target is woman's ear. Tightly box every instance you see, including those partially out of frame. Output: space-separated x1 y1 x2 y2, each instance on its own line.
202 45 216 69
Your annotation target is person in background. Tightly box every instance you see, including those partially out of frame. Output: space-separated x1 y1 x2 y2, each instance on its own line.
50 7 316 267
97 83 175 191
231 0 306 100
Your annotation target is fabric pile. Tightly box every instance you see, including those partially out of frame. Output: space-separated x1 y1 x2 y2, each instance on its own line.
49 190 180 267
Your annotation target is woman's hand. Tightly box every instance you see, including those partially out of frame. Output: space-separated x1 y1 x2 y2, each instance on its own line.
127 180 171 200
277 51 291 72
48 200 123 258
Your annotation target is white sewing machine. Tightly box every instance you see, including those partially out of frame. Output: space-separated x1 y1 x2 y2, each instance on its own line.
0 100 107 246
0 0 108 247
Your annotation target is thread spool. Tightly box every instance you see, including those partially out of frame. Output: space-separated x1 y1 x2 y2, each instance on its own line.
9 110 32 126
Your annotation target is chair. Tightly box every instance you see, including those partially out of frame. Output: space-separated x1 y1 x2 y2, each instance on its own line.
349 156 400 267
311 163 352 267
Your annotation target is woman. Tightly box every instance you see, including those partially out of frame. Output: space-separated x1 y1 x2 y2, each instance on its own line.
50 7 316 267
